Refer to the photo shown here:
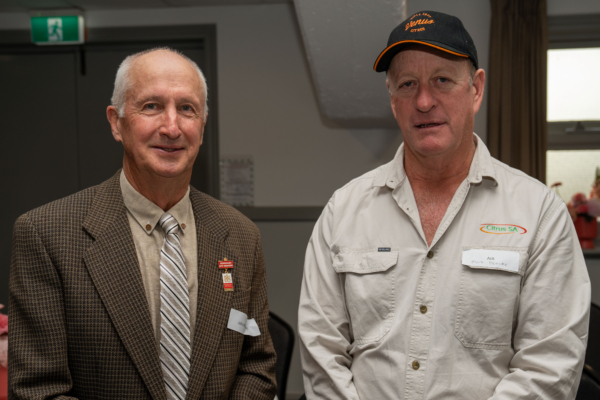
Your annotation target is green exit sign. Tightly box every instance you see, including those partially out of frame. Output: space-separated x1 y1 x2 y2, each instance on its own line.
31 15 85 45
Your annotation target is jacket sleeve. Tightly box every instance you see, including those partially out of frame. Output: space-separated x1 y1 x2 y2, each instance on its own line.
229 234 278 400
9 213 78 400
298 199 361 400
490 203 591 399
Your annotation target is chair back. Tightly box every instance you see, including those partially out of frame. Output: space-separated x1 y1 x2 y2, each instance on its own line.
268 312 295 400
585 303 600 382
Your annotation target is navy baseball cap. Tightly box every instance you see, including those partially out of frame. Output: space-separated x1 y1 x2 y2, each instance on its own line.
373 10 478 72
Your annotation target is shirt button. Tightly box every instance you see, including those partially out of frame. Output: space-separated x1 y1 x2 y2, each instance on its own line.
427 250 434 258
412 360 420 370
420 305 427 314
181 223 186 229
145 224 151 231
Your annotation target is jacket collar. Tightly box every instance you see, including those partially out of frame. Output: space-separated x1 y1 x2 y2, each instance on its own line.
82 171 168 400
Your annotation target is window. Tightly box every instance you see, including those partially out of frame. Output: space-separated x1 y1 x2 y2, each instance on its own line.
545 14 600 202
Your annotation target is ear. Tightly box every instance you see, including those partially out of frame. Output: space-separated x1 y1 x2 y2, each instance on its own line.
107 106 123 143
472 69 486 115
198 113 208 147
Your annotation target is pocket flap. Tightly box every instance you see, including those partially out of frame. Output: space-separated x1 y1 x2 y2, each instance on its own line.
461 246 528 275
332 247 398 274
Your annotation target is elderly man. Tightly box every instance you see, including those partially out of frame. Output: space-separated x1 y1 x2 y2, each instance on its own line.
298 11 590 399
9 48 276 399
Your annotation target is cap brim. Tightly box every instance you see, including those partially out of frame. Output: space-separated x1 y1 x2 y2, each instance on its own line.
373 40 469 72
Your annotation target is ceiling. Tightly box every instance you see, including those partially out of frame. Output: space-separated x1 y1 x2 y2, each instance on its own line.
0 0 291 13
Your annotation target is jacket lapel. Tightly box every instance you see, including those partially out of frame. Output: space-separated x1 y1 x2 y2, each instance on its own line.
186 189 237 399
82 173 166 400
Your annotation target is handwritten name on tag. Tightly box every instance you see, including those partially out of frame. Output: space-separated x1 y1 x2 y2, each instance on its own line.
227 309 261 337
461 249 520 273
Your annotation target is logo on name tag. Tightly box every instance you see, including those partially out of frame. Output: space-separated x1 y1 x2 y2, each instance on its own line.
480 224 527 235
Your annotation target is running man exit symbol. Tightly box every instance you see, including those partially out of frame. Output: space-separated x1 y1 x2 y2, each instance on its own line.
30 15 85 45
47 18 63 42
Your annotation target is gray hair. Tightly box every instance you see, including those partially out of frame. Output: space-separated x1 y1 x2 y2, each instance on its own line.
111 47 209 120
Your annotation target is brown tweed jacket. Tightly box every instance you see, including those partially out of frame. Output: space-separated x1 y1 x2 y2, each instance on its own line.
8 172 277 399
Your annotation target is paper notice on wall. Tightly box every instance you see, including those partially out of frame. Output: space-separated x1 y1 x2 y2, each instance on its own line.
220 156 254 206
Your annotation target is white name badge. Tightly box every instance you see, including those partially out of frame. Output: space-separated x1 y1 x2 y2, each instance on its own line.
461 249 520 273
227 308 261 337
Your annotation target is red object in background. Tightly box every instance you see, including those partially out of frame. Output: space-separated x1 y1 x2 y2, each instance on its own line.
0 365 6 400
574 216 598 249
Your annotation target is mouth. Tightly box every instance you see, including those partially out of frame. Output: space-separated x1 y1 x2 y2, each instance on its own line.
154 146 183 153
415 122 443 129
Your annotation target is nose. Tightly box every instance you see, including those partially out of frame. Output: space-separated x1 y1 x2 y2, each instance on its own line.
161 106 181 139
415 84 436 113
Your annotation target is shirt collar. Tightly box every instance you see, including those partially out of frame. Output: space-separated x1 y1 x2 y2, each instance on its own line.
372 133 498 189
120 170 193 235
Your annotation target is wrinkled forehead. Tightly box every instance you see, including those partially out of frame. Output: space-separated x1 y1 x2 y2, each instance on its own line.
128 51 204 97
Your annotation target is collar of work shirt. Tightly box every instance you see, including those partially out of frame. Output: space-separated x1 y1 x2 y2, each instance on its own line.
371 134 498 248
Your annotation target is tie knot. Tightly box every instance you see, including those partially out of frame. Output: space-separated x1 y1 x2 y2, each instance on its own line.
159 213 179 235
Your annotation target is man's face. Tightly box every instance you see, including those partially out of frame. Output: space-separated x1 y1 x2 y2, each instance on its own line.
387 45 484 160
107 50 206 184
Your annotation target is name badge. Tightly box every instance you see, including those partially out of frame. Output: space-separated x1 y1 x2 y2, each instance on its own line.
222 271 234 292
227 309 261 336
462 249 520 273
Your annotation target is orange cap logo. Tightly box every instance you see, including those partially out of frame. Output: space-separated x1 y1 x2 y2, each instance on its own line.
405 12 434 32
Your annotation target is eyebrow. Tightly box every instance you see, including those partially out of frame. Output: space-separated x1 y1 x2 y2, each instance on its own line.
134 94 201 106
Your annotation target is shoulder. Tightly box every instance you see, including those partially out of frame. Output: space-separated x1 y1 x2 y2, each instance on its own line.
15 174 119 239
492 158 560 202
490 158 566 229
20 184 100 228
328 162 391 206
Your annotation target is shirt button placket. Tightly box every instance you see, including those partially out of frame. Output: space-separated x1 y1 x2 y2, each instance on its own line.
404 248 437 399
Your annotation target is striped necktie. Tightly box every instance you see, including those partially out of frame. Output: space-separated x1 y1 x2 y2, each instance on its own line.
159 213 191 400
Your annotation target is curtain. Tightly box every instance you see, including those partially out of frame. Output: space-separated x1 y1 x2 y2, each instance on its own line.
487 0 548 183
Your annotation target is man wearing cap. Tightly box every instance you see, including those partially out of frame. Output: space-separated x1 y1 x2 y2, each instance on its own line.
9 48 276 399
298 11 589 399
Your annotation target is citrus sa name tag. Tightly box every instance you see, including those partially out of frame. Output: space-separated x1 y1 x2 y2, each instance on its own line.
462 249 520 273
227 309 261 336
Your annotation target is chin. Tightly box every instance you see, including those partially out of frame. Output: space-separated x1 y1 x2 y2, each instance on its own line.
150 165 189 179
408 137 451 156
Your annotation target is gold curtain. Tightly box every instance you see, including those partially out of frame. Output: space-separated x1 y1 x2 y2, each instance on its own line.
487 0 548 183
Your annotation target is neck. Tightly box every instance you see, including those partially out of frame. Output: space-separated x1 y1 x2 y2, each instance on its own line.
123 164 190 211
404 137 476 192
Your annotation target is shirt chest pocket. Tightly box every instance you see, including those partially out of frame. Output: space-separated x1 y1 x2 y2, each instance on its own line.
332 248 398 344
455 246 528 350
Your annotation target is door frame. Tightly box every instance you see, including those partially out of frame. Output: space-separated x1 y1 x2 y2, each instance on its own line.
0 25 220 198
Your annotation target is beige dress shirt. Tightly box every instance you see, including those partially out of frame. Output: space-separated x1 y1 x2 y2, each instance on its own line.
120 171 198 344
298 135 591 399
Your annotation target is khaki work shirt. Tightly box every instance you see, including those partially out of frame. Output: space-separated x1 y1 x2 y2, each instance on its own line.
298 135 590 399
120 171 198 343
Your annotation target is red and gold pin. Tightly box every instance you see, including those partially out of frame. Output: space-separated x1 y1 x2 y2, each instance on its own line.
219 258 234 292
